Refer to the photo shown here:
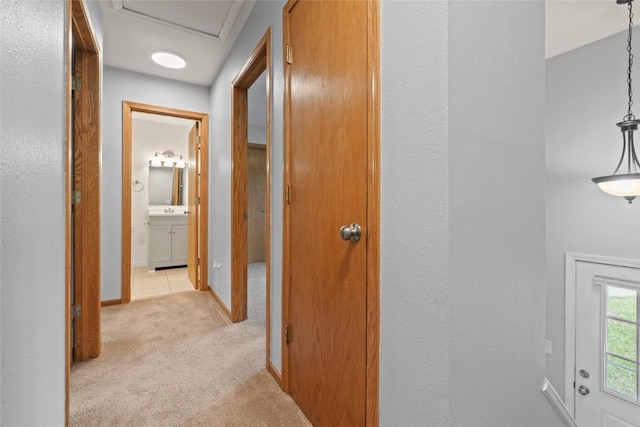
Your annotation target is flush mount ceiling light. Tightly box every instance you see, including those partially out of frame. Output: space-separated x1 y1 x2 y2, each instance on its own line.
592 0 640 203
150 51 186 69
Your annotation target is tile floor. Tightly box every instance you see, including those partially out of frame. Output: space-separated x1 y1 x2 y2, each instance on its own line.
131 266 195 300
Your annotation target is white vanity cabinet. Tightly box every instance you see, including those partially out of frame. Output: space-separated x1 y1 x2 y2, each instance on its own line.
148 214 188 270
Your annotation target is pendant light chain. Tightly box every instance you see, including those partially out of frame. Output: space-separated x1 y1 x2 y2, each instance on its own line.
626 0 635 121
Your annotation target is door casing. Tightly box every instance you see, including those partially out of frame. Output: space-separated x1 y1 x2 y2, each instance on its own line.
564 252 640 415
65 0 101 423
281 0 380 424
230 29 275 377
121 102 210 302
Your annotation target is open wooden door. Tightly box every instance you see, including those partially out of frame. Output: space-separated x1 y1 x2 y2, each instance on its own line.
188 122 200 289
283 0 379 425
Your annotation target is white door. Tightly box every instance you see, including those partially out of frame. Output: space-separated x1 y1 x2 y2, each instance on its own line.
575 261 640 427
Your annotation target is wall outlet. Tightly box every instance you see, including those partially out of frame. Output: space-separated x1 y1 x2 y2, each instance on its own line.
544 340 552 355
212 260 221 269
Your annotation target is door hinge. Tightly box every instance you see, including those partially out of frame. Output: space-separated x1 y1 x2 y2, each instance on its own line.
196 196 201 205
285 185 291 205
71 76 81 91
196 135 201 146
286 44 292 64
196 258 200 266
73 304 82 319
72 190 81 205
285 324 290 345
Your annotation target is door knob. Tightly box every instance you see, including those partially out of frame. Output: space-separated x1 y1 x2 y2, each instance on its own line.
578 385 590 396
340 223 362 242
579 369 590 379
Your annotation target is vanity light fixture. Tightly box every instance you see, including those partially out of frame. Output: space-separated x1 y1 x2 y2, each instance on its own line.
592 0 640 203
151 51 186 69
173 155 186 169
149 152 164 167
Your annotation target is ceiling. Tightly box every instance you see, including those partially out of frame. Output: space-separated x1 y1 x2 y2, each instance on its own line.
546 0 629 58
100 0 630 87
100 0 256 86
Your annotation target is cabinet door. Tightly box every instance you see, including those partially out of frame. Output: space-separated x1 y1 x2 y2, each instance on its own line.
149 225 173 263
172 224 188 264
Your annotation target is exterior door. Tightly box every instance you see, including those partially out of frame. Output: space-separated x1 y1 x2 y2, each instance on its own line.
575 261 640 427
187 122 200 289
285 0 369 425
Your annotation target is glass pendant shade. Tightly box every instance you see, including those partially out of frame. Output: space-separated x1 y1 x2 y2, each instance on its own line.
149 152 163 167
174 155 186 168
592 119 640 203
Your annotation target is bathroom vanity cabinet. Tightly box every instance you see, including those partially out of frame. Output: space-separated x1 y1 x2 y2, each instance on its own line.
148 214 188 270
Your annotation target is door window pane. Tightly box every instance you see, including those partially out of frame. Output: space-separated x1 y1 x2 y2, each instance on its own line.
603 284 640 404
605 354 638 400
607 286 637 322
607 318 638 361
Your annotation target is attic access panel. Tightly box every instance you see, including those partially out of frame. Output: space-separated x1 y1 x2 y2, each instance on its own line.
116 0 243 40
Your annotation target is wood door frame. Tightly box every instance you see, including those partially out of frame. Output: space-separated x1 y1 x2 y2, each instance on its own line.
564 252 640 416
230 29 273 373
281 0 380 424
121 102 210 303
65 0 101 423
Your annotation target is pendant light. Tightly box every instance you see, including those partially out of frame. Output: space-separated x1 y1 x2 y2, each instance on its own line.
592 0 640 203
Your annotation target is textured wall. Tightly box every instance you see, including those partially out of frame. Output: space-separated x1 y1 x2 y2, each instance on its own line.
1 1 80 423
546 30 640 400
380 1 450 425
102 66 209 300
380 1 562 425
447 2 559 425
208 0 285 371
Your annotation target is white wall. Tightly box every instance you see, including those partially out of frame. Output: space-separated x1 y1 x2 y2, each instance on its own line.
380 1 562 425
546 30 640 400
208 0 285 370
0 1 101 424
131 119 192 266
102 66 209 300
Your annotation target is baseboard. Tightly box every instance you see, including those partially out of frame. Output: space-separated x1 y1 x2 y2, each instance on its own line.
208 288 232 320
268 362 284 389
101 298 122 307
542 378 577 427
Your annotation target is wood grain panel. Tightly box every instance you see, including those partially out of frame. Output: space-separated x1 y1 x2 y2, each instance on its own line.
231 86 249 322
248 146 267 263
283 1 379 425
188 123 199 289
72 45 101 362
365 2 381 426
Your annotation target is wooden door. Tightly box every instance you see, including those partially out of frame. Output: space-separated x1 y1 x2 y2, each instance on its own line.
187 122 200 289
285 1 369 425
575 261 640 427
248 146 267 263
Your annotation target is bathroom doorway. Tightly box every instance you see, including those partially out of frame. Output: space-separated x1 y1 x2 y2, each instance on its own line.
121 102 209 303
130 112 196 300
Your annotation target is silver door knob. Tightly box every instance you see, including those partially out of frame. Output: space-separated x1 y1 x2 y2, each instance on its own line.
578 385 590 396
579 369 590 379
340 223 362 242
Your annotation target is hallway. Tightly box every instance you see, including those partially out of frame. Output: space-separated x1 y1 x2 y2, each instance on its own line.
70 287 308 426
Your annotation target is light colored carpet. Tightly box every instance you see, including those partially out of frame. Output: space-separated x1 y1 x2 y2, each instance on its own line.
70 291 310 426
247 262 266 325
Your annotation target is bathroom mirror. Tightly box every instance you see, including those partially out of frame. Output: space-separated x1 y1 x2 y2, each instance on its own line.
148 166 186 206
